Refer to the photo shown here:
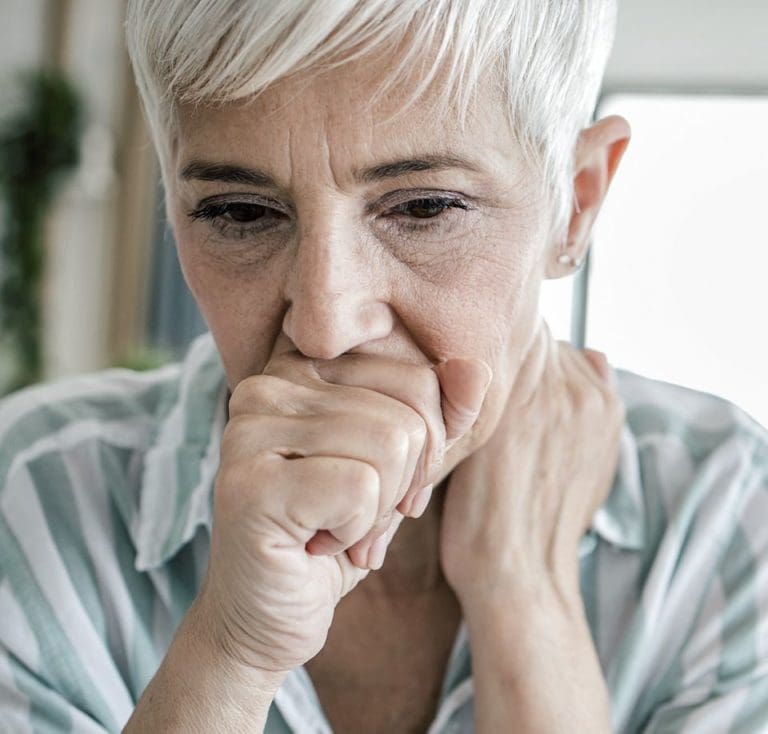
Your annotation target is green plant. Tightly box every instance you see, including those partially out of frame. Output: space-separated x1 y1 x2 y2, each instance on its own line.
0 69 83 394
112 346 173 372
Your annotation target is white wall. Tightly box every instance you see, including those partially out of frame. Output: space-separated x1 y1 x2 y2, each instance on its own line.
0 0 49 77
605 1 768 91
541 0 768 345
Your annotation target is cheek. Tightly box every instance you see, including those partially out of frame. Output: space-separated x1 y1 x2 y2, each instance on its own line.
173 229 288 382
441 227 544 439
431 223 542 338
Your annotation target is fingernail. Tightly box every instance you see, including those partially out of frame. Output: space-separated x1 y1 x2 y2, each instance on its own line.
410 484 433 518
368 533 388 570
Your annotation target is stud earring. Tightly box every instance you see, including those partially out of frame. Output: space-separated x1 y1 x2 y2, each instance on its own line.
557 252 583 268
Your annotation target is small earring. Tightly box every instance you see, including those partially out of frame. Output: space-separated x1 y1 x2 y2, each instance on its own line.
557 252 583 268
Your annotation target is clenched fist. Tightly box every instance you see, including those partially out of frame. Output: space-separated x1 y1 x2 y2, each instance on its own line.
195 349 492 674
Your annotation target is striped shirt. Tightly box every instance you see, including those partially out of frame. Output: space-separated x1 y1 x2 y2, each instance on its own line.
1 331 767 733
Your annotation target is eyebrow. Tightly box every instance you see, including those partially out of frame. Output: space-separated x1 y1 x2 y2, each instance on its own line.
179 153 483 188
179 160 277 187
356 153 483 182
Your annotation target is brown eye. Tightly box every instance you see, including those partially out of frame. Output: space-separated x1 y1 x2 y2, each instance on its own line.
187 199 290 241
399 198 450 219
226 203 268 222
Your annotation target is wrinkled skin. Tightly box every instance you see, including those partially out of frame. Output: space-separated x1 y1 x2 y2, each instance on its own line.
165 53 630 675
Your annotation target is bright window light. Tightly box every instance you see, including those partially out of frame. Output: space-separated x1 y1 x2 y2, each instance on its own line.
588 94 768 428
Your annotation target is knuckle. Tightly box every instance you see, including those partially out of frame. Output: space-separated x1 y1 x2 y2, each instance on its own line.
214 451 273 512
214 462 242 496
571 384 602 414
229 375 301 416
373 423 410 459
585 387 605 413
251 449 283 483
220 414 269 453
369 516 393 537
229 374 290 415
346 460 380 497
403 411 428 446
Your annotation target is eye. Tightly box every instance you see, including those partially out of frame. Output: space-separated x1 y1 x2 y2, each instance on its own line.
390 197 468 219
189 201 284 224
187 198 290 240
221 203 269 222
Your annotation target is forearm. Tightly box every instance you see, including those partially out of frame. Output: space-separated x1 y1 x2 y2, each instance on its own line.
123 597 286 734
465 580 612 734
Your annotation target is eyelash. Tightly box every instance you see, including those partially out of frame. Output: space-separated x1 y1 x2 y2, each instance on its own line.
187 194 472 241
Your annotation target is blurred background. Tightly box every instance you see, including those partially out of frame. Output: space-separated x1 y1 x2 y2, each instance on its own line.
0 1 766 425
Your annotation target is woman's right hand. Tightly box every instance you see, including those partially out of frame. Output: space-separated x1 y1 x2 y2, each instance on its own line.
194 349 491 675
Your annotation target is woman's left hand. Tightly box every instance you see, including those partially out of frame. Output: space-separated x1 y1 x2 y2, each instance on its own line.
438 324 625 611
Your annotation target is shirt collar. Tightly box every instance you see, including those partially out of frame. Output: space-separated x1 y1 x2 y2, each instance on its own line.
588 370 646 552
133 333 228 572
133 346 646 571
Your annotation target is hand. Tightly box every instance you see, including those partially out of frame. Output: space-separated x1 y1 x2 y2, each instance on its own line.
438 324 625 609
197 349 491 675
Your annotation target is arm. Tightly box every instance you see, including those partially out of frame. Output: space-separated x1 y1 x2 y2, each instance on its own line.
465 573 612 734
123 596 286 734
438 334 622 733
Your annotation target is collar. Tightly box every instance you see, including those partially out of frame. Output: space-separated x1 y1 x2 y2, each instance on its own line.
132 347 646 572
133 333 228 572
587 369 646 553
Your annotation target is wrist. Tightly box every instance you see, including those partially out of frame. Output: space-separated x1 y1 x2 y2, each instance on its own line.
124 596 287 734
458 554 583 627
187 592 289 690
464 581 612 734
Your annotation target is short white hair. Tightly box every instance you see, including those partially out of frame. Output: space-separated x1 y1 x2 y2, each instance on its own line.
126 0 617 241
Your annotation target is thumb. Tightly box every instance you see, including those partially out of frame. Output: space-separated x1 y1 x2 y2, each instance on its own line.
432 358 493 442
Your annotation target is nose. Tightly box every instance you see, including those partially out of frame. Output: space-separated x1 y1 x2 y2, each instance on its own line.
281 221 394 360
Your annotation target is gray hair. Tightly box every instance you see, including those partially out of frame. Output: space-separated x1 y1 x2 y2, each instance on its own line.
126 0 617 241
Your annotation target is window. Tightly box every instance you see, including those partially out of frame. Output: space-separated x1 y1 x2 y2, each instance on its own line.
585 94 768 426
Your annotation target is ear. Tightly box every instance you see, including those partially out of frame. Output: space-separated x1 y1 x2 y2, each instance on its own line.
546 115 631 279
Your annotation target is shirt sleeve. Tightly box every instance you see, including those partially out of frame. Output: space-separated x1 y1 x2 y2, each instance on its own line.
640 447 768 734
0 455 137 733
0 640 112 734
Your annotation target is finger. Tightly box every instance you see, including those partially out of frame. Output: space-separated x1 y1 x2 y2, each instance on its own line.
228 373 324 419
233 453 380 550
372 509 405 568
508 324 551 407
408 482 433 519
365 509 403 570
431 357 493 442
225 412 412 534
345 500 407 571
306 529 347 556
581 349 611 382
560 345 623 421
261 348 321 385
315 355 445 508
563 344 615 397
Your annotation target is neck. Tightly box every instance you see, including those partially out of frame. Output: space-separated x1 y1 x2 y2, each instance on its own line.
358 478 450 597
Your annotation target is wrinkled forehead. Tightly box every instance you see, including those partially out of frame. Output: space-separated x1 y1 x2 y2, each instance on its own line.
172 55 528 191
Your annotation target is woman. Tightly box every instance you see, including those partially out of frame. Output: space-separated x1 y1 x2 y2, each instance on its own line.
1 1 766 732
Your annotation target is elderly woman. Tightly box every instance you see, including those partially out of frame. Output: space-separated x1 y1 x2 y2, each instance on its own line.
1 1 767 733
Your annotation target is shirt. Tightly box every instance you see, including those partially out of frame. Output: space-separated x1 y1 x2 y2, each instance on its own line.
0 331 767 734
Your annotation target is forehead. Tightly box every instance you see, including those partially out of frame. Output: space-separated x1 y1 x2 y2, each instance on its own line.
173 54 526 184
